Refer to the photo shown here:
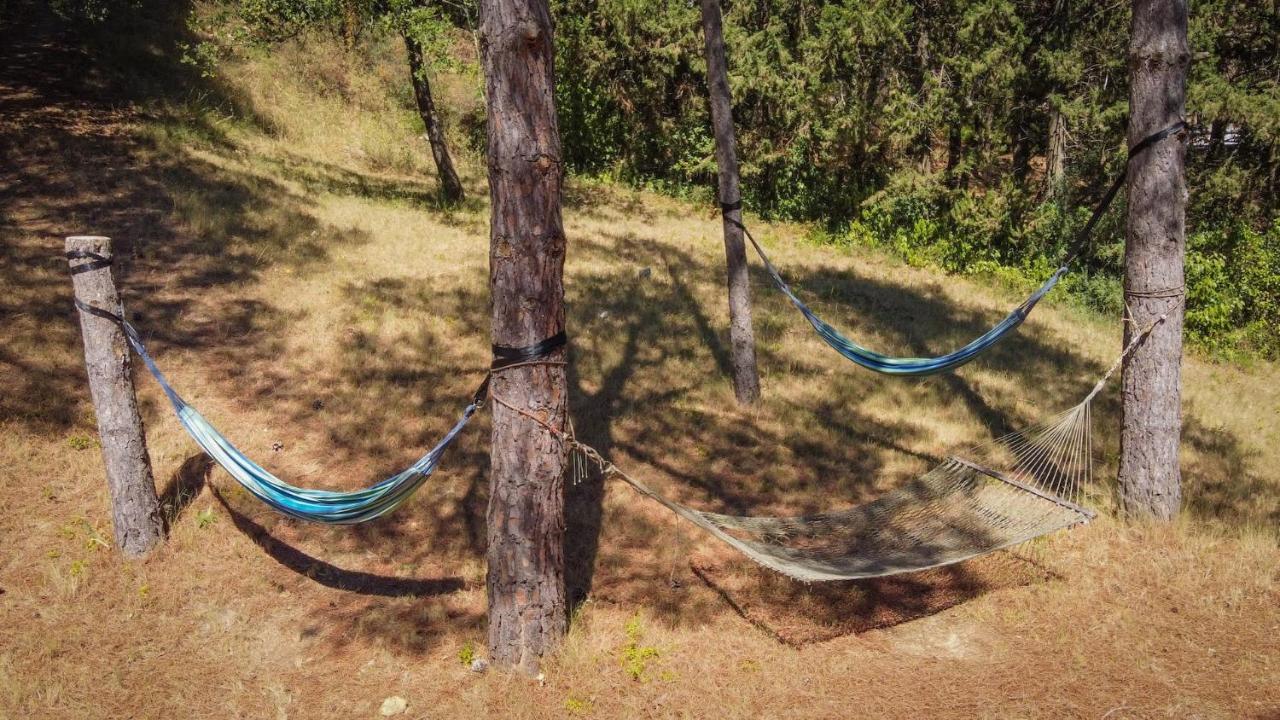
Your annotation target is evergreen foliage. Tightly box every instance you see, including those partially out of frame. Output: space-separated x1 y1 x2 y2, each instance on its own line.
553 0 1279 357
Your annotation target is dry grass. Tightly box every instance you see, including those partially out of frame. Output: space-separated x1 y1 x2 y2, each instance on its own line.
1 5 1277 718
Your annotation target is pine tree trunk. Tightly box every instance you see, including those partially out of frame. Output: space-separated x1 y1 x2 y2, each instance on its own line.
911 26 934 172
478 0 569 674
699 0 760 405
1046 106 1068 195
404 32 465 205
1118 0 1189 521
66 236 165 558
946 124 965 188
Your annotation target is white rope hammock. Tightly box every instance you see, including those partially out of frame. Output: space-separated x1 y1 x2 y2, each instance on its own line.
539 319 1162 582
615 401 1095 581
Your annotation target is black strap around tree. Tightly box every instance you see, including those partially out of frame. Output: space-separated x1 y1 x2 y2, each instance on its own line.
471 329 569 405
1060 120 1187 266
491 330 568 371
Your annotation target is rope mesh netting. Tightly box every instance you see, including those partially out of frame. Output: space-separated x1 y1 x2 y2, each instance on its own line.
611 401 1096 581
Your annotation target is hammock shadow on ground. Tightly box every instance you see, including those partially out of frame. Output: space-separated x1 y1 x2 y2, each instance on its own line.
689 551 1059 646
208 480 466 598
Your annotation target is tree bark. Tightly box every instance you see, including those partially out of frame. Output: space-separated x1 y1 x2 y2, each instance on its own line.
341 0 361 49
1118 0 1189 521
1046 105 1068 195
478 0 569 674
66 236 164 558
403 31 465 204
699 0 761 405
946 123 965 188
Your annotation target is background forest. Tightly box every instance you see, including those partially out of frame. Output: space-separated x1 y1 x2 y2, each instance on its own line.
34 0 1280 358
551 0 1279 358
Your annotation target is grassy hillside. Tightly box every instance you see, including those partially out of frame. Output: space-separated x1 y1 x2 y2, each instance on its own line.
1 3 1277 718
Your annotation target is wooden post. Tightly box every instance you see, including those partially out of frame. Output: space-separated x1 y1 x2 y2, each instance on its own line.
478 0 569 673
700 0 761 405
1118 0 1189 520
66 236 165 558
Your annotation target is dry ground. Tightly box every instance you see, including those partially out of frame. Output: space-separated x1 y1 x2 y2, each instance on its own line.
1 4 1277 718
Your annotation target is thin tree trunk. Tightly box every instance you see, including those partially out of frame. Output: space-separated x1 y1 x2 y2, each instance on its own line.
946 123 965 188
1118 0 1189 521
341 0 361 49
478 0 568 674
1046 105 1068 195
911 26 934 172
404 32 465 204
700 0 761 405
66 236 164 558
1207 117 1225 159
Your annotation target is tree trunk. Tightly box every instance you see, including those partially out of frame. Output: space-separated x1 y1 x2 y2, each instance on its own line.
946 123 965 188
1118 0 1189 521
478 0 569 674
699 0 761 405
404 32 465 204
341 0 361 49
1046 105 1068 195
911 26 934 173
1207 117 1225 159
66 236 165 558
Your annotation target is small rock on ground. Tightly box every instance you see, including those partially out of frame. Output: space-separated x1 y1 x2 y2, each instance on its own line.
380 696 408 716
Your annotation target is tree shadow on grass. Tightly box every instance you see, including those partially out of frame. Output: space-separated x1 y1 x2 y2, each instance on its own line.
0 0 358 432
252 148 488 218
159 453 211 527
1182 415 1280 529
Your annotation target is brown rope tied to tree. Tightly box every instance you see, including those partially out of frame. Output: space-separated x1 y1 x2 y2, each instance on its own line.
1124 285 1186 299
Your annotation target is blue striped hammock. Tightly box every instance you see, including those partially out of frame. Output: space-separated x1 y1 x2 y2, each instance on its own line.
744 226 1068 376
122 322 479 524
731 121 1187 376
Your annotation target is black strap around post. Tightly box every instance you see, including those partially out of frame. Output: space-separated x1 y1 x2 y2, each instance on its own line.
66 249 114 275
73 298 126 326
